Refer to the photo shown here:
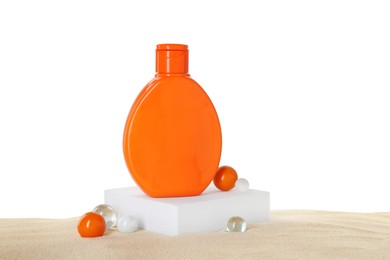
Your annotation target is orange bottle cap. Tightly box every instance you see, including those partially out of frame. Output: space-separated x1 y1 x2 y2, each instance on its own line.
156 44 188 74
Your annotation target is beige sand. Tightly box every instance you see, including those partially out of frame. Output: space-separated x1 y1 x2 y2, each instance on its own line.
1 211 389 259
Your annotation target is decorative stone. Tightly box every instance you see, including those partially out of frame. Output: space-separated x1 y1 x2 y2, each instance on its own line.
117 215 138 233
226 216 247 232
235 178 249 192
105 186 270 236
92 204 117 229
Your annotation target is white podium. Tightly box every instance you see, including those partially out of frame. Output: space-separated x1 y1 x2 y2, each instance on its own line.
105 186 270 236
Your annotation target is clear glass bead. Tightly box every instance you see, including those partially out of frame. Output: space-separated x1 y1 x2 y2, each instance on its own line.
235 178 249 192
117 215 138 233
92 204 117 230
226 216 247 232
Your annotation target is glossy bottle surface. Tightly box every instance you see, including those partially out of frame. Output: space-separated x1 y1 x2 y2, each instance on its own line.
123 44 222 197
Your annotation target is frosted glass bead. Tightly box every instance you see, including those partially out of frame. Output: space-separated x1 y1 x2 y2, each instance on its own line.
92 204 117 230
226 216 247 232
117 215 138 233
235 178 249 192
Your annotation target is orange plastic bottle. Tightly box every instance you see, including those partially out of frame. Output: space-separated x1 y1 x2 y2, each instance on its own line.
123 44 222 198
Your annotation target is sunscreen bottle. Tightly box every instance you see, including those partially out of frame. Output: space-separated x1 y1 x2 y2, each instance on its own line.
123 44 222 197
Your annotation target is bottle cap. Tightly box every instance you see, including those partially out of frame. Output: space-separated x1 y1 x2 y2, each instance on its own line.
156 44 188 74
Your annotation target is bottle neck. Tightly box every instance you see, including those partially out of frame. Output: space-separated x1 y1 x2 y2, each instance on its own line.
156 44 189 75
155 72 190 77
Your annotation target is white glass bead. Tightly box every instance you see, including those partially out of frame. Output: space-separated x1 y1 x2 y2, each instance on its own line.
235 178 249 192
92 204 117 230
226 216 247 232
117 215 138 233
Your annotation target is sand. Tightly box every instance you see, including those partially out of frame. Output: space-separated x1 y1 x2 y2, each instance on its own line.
1 210 389 259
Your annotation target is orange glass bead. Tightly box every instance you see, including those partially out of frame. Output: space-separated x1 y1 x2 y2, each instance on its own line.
77 212 106 238
213 166 238 191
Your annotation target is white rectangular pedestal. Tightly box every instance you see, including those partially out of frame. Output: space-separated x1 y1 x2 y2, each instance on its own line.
105 186 270 236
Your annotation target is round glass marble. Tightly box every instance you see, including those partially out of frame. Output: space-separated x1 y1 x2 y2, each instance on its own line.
226 216 247 232
117 215 138 233
235 178 249 192
92 204 117 230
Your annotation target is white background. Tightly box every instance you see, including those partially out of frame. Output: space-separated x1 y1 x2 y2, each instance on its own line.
0 0 389 218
